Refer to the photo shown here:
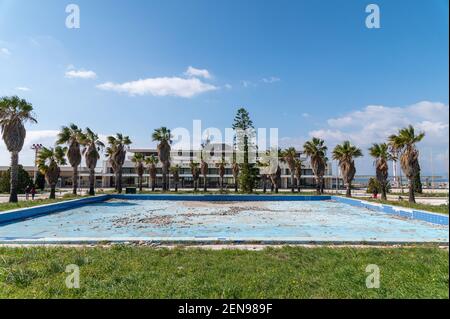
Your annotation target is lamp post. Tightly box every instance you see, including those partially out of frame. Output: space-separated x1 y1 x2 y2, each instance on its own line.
31 144 43 183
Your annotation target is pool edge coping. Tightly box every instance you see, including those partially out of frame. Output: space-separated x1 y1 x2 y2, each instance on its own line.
0 237 448 246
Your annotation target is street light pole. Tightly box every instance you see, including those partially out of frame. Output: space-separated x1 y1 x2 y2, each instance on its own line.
30 144 43 183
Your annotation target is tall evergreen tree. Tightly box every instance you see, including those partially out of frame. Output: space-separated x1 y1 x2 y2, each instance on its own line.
232 108 257 193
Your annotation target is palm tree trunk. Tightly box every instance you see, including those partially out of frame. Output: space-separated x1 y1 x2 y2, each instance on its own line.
273 177 279 193
162 164 167 191
152 179 155 192
49 184 56 199
381 183 387 201
9 151 19 203
117 169 123 194
346 182 352 197
315 177 321 194
262 176 267 193
203 176 207 192
114 172 119 191
408 179 416 203
290 173 295 193
88 168 95 196
297 177 301 193
234 178 238 192
72 165 78 195
138 175 143 192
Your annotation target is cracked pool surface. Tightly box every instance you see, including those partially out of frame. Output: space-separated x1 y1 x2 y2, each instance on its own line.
0 200 448 242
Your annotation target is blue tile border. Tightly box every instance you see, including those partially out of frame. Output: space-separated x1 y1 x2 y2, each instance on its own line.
331 196 449 226
0 194 447 227
0 195 109 225
110 194 332 202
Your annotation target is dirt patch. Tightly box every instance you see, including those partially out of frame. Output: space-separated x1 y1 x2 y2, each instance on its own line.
111 213 175 228
181 201 313 215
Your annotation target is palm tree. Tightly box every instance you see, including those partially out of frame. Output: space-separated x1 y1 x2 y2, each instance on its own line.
369 143 392 201
145 155 159 191
257 148 278 193
152 127 172 191
281 147 298 193
37 146 67 199
170 165 180 192
0 96 37 202
131 153 145 192
81 128 104 196
269 166 281 193
190 161 200 192
332 141 363 197
389 125 425 203
216 157 226 191
56 124 84 195
200 160 209 192
257 160 268 193
106 133 132 193
294 158 303 193
303 138 328 194
232 161 239 192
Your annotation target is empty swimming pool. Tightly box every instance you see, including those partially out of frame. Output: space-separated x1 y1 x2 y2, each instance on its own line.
0 198 448 244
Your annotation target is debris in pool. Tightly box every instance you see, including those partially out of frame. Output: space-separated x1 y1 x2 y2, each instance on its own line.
111 214 175 228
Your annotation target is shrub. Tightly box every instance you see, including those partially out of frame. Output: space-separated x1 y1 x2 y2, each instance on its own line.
0 165 33 194
367 178 380 196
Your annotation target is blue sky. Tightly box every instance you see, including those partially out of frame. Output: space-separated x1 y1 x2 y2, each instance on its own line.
0 0 448 175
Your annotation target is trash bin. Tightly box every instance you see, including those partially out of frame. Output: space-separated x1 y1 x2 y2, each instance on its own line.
125 187 137 194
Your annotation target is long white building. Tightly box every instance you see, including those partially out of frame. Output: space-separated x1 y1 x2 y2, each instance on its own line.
1 144 336 190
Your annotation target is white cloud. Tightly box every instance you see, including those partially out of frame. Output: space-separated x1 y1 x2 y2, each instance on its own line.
279 136 307 149
305 101 449 174
280 101 449 175
184 66 212 79
224 84 232 89
312 101 449 148
0 130 59 166
261 76 281 84
97 77 218 98
302 113 310 118
241 80 256 88
15 87 30 92
241 77 280 88
65 69 97 79
0 48 11 56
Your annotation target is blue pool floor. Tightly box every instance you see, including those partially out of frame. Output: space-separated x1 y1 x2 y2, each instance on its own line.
0 199 447 243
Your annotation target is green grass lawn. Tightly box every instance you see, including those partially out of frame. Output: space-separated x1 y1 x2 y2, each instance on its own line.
0 246 448 299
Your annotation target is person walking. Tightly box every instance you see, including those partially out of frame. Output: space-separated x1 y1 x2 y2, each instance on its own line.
31 185 36 201
25 185 31 201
